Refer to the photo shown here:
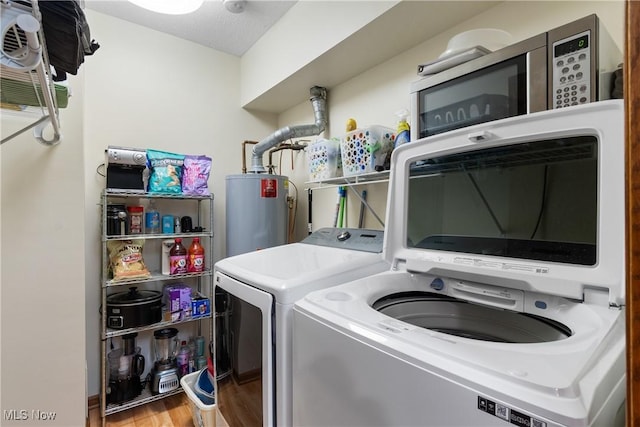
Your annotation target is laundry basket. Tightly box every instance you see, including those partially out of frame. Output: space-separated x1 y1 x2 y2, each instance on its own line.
181 370 217 427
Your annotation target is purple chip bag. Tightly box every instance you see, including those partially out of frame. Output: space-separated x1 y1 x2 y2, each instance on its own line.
182 155 212 195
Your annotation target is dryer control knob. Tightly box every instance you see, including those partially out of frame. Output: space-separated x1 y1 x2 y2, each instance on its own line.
337 230 351 241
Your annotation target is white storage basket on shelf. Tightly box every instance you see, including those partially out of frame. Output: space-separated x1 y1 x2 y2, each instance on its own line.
340 125 396 177
307 138 342 181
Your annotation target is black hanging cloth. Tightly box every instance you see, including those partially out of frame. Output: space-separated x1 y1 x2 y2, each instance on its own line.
38 0 100 81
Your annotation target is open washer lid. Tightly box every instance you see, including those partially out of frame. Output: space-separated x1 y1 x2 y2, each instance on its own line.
384 100 625 306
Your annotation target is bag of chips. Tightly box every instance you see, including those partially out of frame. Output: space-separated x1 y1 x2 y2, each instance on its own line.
147 149 184 194
107 239 151 281
182 155 212 196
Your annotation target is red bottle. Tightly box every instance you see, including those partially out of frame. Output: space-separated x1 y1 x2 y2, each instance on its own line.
188 237 205 273
169 238 188 275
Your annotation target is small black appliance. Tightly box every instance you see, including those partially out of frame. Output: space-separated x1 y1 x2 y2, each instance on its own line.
106 333 144 405
105 146 147 192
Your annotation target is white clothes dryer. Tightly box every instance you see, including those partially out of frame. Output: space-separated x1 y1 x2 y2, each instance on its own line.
214 227 387 427
293 101 626 427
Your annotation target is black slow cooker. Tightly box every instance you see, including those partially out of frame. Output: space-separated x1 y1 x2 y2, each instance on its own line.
107 287 162 329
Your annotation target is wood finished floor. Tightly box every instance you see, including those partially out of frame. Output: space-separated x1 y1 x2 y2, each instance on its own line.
87 375 259 426
88 393 196 427
217 376 261 427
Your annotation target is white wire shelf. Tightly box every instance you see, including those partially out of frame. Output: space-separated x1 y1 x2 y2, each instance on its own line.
102 270 213 288
305 170 390 189
104 386 183 416
102 313 213 340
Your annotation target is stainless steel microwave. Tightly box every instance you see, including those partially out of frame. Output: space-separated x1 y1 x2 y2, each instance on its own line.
410 14 622 140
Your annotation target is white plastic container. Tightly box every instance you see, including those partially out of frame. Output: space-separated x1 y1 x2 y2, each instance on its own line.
440 28 513 58
340 125 396 176
307 138 342 181
181 370 217 427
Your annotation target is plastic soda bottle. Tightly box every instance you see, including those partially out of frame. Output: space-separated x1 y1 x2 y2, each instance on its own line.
188 237 205 273
145 200 160 234
169 238 188 274
177 341 190 377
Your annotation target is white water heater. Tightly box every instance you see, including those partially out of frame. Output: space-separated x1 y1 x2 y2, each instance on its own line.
225 174 289 257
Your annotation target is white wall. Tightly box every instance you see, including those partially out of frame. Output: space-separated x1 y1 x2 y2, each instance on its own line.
82 10 280 398
1 75 87 424
277 0 625 241
240 0 397 106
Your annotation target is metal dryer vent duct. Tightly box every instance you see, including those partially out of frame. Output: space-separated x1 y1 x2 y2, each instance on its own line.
249 86 327 173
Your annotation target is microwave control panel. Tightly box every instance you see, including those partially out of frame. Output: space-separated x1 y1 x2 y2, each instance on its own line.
551 29 591 109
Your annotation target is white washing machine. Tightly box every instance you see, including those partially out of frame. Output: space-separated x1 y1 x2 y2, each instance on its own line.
293 101 626 427
213 227 387 427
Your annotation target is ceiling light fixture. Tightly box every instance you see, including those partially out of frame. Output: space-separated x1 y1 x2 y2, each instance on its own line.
223 0 247 14
127 0 204 15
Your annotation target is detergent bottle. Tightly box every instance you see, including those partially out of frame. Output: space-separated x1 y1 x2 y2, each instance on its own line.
394 109 411 148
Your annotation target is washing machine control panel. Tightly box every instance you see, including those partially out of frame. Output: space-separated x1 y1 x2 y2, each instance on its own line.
302 227 384 253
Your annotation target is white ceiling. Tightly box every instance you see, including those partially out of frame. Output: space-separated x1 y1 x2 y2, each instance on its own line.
84 0 298 57
83 0 503 113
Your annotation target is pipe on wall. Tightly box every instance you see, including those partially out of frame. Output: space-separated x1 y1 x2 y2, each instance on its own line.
267 141 307 174
249 86 327 173
241 140 258 173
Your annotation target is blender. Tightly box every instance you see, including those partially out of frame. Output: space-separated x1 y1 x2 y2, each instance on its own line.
150 328 180 394
106 333 144 404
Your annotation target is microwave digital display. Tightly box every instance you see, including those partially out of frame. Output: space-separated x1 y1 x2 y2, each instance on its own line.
554 33 590 57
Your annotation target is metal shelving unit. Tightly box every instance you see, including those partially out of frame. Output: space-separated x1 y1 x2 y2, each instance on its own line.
99 190 214 423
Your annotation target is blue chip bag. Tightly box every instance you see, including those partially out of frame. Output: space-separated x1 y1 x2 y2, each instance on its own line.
147 149 185 194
